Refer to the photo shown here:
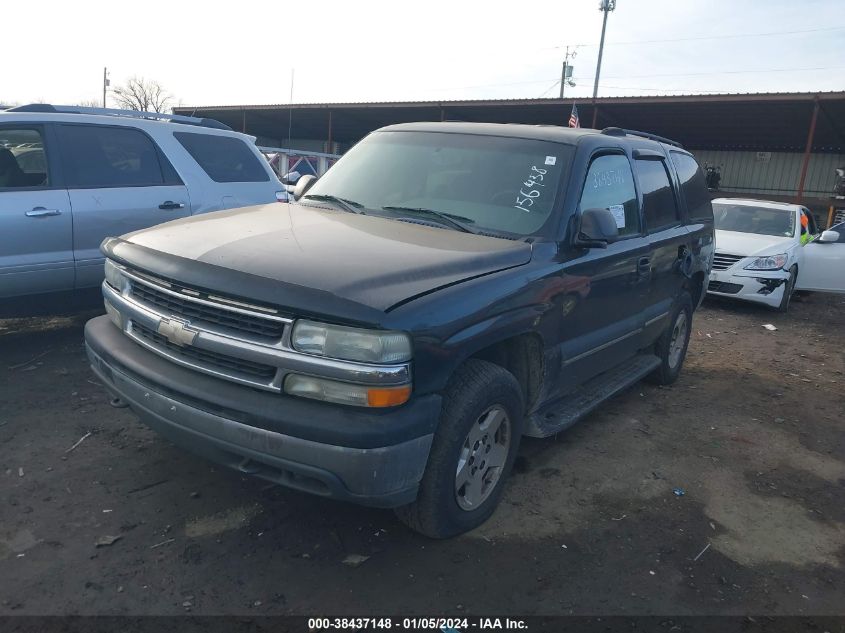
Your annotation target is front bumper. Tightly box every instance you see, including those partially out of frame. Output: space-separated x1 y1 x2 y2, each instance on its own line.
707 268 790 308
85 316 440 508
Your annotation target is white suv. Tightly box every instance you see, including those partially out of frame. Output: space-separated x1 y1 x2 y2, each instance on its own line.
0 104 284 300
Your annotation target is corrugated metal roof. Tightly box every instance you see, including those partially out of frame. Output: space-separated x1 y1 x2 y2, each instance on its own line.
173 91 845 153
176 91 845 112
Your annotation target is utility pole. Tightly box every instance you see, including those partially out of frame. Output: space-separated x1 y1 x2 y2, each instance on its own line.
559 46 577 98
592 0 616 99
102 67 109 108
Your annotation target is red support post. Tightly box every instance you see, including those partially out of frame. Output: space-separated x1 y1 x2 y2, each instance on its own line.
796 97 820 204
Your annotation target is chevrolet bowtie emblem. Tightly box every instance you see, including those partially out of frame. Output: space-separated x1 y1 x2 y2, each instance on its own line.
157 317 198 347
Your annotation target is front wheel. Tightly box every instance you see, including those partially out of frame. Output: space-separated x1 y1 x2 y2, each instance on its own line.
647 292 693 386
394 359 524 538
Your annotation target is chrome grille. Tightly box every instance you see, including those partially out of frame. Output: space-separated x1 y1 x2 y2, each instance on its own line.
128 275 285 340
103 263 411 394
711 252 745 271
132 322 277 380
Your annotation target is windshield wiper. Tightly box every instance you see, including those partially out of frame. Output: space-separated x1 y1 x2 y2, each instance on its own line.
302 194 366 214
381 206 478 234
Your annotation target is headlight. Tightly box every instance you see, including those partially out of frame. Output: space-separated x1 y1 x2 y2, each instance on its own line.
284 374 411 407
104 259 128 292
744 253 787 271
291 320 412 364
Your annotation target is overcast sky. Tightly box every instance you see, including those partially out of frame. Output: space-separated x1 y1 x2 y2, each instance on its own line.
3 0 843 108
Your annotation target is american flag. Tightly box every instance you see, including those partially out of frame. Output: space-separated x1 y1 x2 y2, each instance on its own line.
568 104 580 128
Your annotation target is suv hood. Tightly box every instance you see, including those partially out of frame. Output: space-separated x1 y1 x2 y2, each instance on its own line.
714 230 794 257
116 203 532 315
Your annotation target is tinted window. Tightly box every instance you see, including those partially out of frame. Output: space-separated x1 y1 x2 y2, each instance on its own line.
0 128 49 188
305 131 574 236
637 159 679 231
57 125 167 188
831 222 845 243
579 153 639 237
671 152 712 221
174 132 269 183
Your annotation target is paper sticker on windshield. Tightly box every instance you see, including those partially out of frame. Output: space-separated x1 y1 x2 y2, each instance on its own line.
609 204 626 228
545 156 557 165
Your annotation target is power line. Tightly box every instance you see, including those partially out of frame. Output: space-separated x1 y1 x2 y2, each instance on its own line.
553 25 845 49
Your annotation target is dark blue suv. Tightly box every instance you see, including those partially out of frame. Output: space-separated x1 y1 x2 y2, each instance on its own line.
84 122 714 538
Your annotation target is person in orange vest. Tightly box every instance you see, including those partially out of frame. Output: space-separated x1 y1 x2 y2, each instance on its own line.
800 212 812 246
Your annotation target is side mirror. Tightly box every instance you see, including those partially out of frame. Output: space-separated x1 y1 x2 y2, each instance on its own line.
818 229 840 243
281 171 302 186
292 174 318 201
576 207 619 248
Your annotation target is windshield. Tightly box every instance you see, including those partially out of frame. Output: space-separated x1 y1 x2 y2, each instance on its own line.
713 203 795 237
303 130 574 236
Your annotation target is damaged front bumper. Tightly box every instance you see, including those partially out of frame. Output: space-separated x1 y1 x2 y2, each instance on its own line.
707 268 790 308
85 315 439 508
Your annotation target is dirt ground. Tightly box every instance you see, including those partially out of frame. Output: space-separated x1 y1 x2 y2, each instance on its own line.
1 292 843 617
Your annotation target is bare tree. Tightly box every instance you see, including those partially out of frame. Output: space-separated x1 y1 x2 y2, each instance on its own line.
112 77 174 112
75 99 102 108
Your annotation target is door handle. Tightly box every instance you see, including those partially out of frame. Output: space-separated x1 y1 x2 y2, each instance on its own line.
637 256 651 276
159 201 186 210
25 207 62 217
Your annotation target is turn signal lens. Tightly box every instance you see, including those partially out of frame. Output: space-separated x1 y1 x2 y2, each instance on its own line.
367 385 412 408
284 374 411 408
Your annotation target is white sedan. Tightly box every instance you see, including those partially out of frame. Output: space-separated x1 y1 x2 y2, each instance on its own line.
708 198 845 312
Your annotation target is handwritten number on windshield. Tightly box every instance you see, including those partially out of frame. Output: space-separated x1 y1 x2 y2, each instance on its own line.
515 165 548 212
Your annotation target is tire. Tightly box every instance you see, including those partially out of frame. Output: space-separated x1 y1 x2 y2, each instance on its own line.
646 292 693 386
776 265 797 313
394 359 524 539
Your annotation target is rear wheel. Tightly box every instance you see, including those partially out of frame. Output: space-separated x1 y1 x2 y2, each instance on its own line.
394 359 523 538
647 292 693 386
776 265 797 313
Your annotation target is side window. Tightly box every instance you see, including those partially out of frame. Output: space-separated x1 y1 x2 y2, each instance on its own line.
670 152 712 222
174 132 269 183
801 208 819 235
636 159 680 232
0 127 50 189
579 154 640 237
57 125 166 188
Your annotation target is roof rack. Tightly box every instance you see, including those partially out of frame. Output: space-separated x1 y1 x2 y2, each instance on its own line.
601 126 683 148
5 104 232 131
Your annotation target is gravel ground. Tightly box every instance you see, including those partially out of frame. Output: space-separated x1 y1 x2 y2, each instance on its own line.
1 292 843 616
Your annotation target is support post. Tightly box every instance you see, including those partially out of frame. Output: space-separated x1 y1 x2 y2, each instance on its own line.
591 106 599 129
327 110 333 154
796 97 819 204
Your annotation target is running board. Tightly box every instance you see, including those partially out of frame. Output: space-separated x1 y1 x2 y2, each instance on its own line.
524 354 661 438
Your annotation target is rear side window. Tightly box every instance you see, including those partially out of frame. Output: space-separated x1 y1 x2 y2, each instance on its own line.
174 132 269 183
636 159 680 232
57 124 169 188
579 154 640 237
671 152 712 222
0 127 50 188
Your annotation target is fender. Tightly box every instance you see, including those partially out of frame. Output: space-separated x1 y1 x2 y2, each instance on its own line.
417 303 551 395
